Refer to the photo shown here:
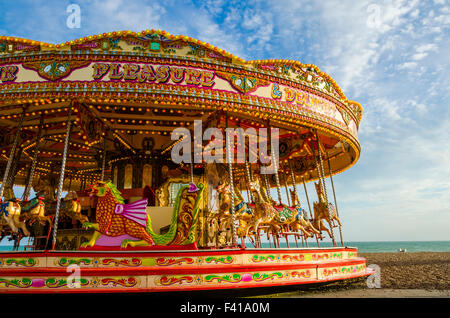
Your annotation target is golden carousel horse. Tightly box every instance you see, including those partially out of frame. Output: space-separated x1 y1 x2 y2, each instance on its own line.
0 199 30 236
312 182 342 239
216 183 232 224
0 185 30 236
247 178 280 239
214 182 256 244
288 189 321 238
19 196 50 227
206 163 256 244
257 179 315 239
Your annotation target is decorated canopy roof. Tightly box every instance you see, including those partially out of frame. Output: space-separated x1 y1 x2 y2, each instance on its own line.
0 29 363 188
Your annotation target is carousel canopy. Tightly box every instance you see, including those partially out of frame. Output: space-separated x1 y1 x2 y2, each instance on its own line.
0 29 363 189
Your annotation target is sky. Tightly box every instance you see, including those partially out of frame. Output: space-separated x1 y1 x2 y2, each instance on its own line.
0 0 449 242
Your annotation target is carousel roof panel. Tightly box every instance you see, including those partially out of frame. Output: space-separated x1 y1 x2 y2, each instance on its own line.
0 29 362 119
0 29 363 184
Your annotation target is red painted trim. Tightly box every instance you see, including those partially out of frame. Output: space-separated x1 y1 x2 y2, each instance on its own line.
0 270 372 294
0 247 357 258
316 258 367 268
78 243 198 251
0 258 367 277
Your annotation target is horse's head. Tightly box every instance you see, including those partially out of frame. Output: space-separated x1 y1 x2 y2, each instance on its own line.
248 179 260 192
217 182 230 194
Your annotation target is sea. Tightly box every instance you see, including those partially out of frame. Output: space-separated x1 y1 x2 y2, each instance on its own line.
0 241 449 253
255 241 450 253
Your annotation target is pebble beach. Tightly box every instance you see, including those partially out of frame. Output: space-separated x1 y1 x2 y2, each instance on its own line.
360 252 450 290
251 252 450 298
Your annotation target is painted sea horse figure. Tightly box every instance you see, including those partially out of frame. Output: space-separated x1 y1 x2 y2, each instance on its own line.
81 181 204 248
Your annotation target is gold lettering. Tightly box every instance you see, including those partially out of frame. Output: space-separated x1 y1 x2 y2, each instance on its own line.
200 71 215 87
185 69 201 85
155 65 170 83
109 63 124 80
123 64 140 80
137 65 156 83
0 65 19 82
296 91 304 106
170 66 185 83
284 87 296 102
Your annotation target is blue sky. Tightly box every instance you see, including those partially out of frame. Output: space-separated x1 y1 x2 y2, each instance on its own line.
1 0 449 241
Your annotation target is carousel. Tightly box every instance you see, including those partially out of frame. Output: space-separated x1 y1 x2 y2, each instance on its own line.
0 29 371 293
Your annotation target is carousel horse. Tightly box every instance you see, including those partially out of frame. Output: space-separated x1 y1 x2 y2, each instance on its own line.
247 179 280 239
31 176 56 202
288 189 321 237
216 182 232 228
215 182 256 244
257 179 315 238
233 186 261 244
312 182 342 239
20 196 51 226
0 185 31 236
0 199 30 236
208 163 269 245
55 191 88 226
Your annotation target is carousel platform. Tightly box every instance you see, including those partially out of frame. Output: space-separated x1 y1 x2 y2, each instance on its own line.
0 246 372 293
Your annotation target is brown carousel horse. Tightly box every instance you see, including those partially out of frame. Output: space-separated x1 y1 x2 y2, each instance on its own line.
312 182 342 239
57 191 88 226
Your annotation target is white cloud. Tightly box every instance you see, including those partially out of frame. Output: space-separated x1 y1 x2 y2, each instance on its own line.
411 52 428 60
2 0 449 241
416 43 438 52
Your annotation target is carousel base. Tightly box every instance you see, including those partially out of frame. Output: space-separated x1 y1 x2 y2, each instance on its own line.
0 246 373 294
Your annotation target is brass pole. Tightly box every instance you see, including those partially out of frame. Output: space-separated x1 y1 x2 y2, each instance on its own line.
327 156 344 247
314 130 336 246
52 104 73 250
225 113 238 247
22 115 44 201
100 136 107 182
302 176 319 247
0 107 26 199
